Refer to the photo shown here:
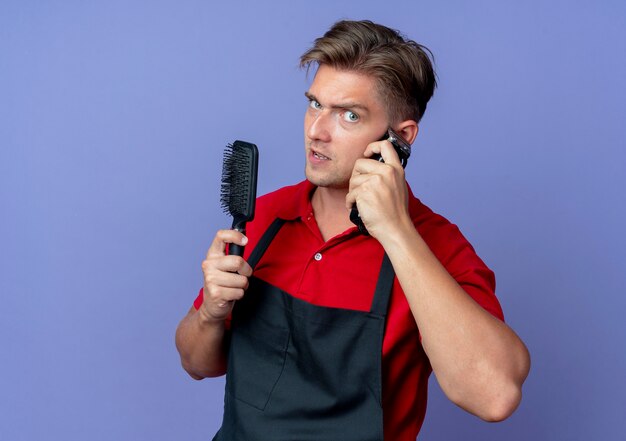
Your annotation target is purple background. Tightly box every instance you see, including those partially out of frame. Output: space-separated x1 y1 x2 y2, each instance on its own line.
2 1 625 440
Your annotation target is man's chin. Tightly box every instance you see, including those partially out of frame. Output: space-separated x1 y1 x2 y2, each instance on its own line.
305 175 348 190
305 166 350 189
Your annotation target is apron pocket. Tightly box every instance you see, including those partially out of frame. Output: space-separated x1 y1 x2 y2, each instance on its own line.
227 317 290 411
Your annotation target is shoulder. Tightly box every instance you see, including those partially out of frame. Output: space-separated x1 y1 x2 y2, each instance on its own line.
255 181 307 214
408 191 478 266
412 198 484 272
254 180 311 223
408 193 503 320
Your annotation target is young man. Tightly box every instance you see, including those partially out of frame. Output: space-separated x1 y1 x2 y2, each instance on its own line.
176 20 530 440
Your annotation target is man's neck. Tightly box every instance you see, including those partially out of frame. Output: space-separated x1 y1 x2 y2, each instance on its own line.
311 186 355 241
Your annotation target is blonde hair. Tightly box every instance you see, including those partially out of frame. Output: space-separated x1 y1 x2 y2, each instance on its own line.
300 20 437 123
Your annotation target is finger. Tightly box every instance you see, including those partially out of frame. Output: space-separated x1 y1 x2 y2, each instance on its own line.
376 140 402 166
204 269 250 290
207 300 233 313
348 171 372 193
363 140 402 167
205 255 253 276
207 229 248 259
362 139 385 158
352 157 386 176
214 300 234 309
345 182 370 210
345 187 357 209
219 255 253 276
203 285 246 305
346 173 385 209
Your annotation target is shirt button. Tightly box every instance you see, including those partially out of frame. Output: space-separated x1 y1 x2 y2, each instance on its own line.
314 252 322 261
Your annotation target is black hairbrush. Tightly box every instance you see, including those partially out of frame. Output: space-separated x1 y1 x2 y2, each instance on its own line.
220 140 259 256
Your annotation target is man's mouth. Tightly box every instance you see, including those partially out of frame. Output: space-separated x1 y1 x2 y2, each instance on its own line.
312 150 330 160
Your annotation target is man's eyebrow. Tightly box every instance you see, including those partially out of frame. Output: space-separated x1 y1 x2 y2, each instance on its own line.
304 92 370 113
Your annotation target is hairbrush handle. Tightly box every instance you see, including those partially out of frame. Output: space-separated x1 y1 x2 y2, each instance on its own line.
229 243 245 257
227 216 248 256
228 224 246 257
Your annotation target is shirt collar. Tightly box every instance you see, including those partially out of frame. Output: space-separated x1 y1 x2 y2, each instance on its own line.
275 179 425 222
275 180 317 221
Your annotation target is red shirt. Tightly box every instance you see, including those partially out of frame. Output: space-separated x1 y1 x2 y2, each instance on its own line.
194 180 503 440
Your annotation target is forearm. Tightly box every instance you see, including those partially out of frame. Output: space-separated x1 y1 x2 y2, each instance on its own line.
176 229 251 379
175 306 229 379
379 218 530 421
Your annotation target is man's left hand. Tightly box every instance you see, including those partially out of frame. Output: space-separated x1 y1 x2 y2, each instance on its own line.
346 139 411 240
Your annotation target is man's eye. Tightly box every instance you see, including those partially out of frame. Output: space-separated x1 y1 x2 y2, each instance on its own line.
309 100 322 110
342 111 359 122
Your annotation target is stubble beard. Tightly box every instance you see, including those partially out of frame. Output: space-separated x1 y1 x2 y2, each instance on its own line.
305 162 350 190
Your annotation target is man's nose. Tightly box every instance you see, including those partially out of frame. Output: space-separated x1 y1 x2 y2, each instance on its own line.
306 110 332 142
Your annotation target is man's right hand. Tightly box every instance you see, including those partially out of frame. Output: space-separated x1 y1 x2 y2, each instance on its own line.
175 228 250 378
199 229 253 323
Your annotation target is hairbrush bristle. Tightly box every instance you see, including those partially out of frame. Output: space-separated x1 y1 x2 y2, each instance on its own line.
220 140 258 227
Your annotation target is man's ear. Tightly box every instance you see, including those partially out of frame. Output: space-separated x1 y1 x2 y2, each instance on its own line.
394 120 419 145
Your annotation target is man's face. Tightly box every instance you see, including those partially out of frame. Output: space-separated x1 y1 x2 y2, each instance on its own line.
304 65 389 189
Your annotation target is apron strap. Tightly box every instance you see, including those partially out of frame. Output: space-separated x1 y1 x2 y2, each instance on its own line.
247 218 286 270
369 253 395 317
